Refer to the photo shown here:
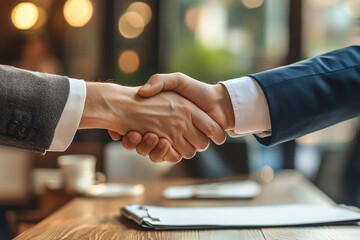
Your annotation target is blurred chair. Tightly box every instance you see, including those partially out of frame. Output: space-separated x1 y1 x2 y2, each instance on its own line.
314 148 348 201
315 124 360 207
0 146 32 206
342 128 360 207
104 142 174 180
179 136 249 179
0 146 33 239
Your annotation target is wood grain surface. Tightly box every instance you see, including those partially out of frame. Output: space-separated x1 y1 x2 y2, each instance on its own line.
15 170 360 240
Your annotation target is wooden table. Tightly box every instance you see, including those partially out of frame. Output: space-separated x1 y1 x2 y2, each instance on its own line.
15 170 360 239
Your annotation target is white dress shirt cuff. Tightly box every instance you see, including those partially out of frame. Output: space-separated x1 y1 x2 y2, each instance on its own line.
220 76 271 138
48 78 86 151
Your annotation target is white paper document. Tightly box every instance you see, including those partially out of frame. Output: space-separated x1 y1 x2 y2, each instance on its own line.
163 180 261 199
121 204 360 230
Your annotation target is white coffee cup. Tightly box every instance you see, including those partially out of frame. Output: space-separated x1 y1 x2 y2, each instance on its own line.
57 154 97 193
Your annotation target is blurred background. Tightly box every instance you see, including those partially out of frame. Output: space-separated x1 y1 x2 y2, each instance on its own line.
0 0 359 238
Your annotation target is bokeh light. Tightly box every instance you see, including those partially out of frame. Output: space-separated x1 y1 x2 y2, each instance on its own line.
185 6 200 32
118 50 140 74
118 11 145 39
11 2 39 30
260 165 274 183
241 0 264 9
127 2 152 25
305 0 339 8
63 0 93 27
345 0 360 18
126 11 145 28
32 7 47 30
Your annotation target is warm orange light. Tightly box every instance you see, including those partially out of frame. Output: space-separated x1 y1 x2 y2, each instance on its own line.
63 0 93 27
185 6 200 32
127 2 152 25
118 50 140 74
32 7 47 30
126 11 145 28
118 12 145 39
260 165 274 183
241 0 264 9
11 2 39 30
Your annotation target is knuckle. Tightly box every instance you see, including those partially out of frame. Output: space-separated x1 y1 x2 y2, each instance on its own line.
144 134 157 146
171 157 182 163
166 154 182 163
136 148 147 157
149 154 163 163
205 122 219 137
122 143 133 150
181 103 192 113
174 72 183 78
167 131 178 143
198 139 210 151
173 121 187 132
150 73 161 81
183 150 196 159
122 139 134 150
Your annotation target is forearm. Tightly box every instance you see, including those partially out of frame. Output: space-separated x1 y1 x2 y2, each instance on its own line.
0 64 69 153
251 45 360 146
79 82 135 135
78 82 112 131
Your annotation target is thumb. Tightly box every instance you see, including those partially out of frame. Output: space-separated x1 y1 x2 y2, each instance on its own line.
138 73 186 97
138 78 165 97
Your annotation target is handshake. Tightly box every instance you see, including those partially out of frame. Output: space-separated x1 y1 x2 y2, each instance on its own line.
79 73 236 163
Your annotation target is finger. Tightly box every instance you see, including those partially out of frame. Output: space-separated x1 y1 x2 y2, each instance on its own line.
138 73 211 112
172 137 197 160
149 138 170 163
138 73 190 97
122 131 142 150
108 130 122 141
192 109 226 145
163 146 182 163
136 133 159 156
183 124 210 152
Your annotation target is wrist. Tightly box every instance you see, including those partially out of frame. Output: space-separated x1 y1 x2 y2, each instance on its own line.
79 82 117 131
212 83 235 130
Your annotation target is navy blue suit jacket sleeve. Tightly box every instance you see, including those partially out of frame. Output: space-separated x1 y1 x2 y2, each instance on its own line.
249 45 360 146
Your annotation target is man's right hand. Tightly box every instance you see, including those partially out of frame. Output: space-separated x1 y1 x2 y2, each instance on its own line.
122 73 236 162
80 82 226 163
139 73 235 131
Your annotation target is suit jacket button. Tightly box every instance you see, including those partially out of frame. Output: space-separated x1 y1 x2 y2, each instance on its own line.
18 125 28 138
28 128 37 139
7 121 19 136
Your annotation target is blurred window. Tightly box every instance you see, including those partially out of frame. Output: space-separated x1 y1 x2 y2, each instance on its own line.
295 0 360 180
160 0 289 83
298 0 360 147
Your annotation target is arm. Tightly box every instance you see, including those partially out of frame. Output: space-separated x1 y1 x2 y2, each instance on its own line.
0 65 225 161
129 45 360 150
0 64 70 153
79 82 226 162
250 45 360 145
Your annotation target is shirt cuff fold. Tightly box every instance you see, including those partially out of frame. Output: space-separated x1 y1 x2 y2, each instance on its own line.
220 76 271 138
49 78 86 151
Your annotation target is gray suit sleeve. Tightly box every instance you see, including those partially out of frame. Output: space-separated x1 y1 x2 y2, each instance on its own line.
0 65 70 153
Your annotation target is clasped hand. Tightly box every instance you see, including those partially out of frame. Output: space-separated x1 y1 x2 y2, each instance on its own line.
119 73 235 163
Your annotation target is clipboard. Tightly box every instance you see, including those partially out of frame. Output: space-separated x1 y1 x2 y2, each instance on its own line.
121 204 360 230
